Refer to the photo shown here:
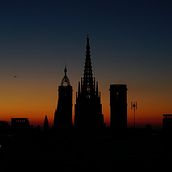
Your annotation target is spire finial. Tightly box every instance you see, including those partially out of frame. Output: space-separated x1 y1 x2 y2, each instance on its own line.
86 35 90 49
86 35 90 58
61 66 70 86
83 35 94 94
87 34 89 40
64 66 67 76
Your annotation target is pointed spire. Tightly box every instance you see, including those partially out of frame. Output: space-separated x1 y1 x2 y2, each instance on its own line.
78 81 81 94
93 77 95 91
83 36 94 94
64 66 67 76
43 115 49 131
96 81 98 96
61 66 70 86
86 35 90 57
81 78 83 91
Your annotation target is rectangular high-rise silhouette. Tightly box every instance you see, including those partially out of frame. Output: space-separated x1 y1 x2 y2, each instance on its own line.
110 84 127 130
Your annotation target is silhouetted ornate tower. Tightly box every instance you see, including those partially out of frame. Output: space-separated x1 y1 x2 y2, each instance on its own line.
54 67 73 129
110 84 127 130
74 37 104 129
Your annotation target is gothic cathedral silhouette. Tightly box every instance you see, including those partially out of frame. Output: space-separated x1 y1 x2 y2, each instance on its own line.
74 36 104 129
54 67 73 129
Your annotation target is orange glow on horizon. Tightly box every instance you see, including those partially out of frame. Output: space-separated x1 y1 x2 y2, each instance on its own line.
0 109 164 128
0 72 171 128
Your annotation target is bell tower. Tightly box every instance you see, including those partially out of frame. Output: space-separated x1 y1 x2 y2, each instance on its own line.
54 67 73 129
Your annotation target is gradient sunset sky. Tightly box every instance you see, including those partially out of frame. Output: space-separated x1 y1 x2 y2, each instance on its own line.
0 0 172 127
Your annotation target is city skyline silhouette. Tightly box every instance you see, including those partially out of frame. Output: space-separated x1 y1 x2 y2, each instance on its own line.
0 0 172 128
0 35 171 129
0 1 172 171
2 35 171 131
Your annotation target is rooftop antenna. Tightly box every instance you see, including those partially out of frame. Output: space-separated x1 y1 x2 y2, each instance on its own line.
131 101 137 128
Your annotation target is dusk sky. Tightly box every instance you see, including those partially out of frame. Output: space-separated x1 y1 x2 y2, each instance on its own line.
0 0 172 127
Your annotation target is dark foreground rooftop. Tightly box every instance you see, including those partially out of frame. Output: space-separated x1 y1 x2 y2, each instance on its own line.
0 129 172 172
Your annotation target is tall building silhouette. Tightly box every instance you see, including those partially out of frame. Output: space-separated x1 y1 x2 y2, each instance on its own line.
74 37 104 129
110 84 127 130
54 67 73 129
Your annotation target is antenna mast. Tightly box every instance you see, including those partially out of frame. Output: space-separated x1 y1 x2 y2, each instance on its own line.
131 101 137 128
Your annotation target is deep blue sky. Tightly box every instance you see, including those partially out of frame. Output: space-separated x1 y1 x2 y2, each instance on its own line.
0 0 172 70
0 0 172 126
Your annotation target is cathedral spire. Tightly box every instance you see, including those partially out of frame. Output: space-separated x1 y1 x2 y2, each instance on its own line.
64 66 67 77
74 37 104 128
83 36 94 93
86 35 90 57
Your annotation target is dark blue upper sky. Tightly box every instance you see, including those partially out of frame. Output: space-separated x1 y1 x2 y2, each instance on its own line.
1 1 172 43
0 0 171 81
0 0 172 63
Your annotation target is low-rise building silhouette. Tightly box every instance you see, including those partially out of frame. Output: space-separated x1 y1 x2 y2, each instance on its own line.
162 114 172 132
0 121 10 133
11 118 30 130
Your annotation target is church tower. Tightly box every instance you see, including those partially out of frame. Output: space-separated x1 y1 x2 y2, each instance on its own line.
74 37 104 129
54 67 73 129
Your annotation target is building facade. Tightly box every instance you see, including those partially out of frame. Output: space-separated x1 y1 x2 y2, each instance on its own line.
110 84 127 130
54 67 73 129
